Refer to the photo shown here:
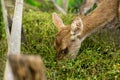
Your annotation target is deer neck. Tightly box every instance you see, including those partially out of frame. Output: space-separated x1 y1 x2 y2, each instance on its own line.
80 0 118 38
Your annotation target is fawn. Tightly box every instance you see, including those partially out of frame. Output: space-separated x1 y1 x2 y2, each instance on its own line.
53 0 119 60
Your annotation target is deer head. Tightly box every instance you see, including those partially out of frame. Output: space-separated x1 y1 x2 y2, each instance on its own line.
52 13 85 60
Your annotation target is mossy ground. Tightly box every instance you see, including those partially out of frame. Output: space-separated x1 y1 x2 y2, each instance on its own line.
0 10 120 80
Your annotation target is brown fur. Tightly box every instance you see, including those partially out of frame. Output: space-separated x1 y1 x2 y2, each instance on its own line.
8 54 46 80
80 0 118 37
53 0 120 60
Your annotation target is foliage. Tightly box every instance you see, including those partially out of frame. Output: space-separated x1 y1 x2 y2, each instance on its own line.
24 0 41 7
0 10 120 79
24 0 96 13
38 1 55 12
0 1 5 39
0 40 7 78
68 0 83 13
56 0 62 6
25 0 55 12
24 0 91 13
55 0 83 13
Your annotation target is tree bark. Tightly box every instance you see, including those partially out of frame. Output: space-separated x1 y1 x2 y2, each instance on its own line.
4 0 23 80
10 0 23 54
4 0 26 43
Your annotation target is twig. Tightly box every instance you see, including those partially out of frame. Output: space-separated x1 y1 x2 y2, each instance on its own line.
51 0 67 15
1 0 11 49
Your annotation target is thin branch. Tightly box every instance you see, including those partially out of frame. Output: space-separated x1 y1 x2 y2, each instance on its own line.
51 0 67 15
62 0 68 12
1 0 14 79
1 0 11 49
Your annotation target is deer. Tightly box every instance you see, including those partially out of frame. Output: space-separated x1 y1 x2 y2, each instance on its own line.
52 0 120 60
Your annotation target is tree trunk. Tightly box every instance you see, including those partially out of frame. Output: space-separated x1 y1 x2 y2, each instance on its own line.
4 0 23 80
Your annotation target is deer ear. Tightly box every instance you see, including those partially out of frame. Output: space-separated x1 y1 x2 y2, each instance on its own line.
70 17 83 40
52 13 66 31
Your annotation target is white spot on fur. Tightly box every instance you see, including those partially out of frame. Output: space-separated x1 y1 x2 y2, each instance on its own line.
70 18 83 40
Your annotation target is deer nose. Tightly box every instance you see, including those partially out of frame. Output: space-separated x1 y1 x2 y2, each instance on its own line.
61 48 68 54
55 54 61 61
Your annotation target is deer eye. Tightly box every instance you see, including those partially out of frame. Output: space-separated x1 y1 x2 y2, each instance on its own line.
61 48 68 54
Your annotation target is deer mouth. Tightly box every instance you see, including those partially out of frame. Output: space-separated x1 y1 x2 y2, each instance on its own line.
55 52 75 61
